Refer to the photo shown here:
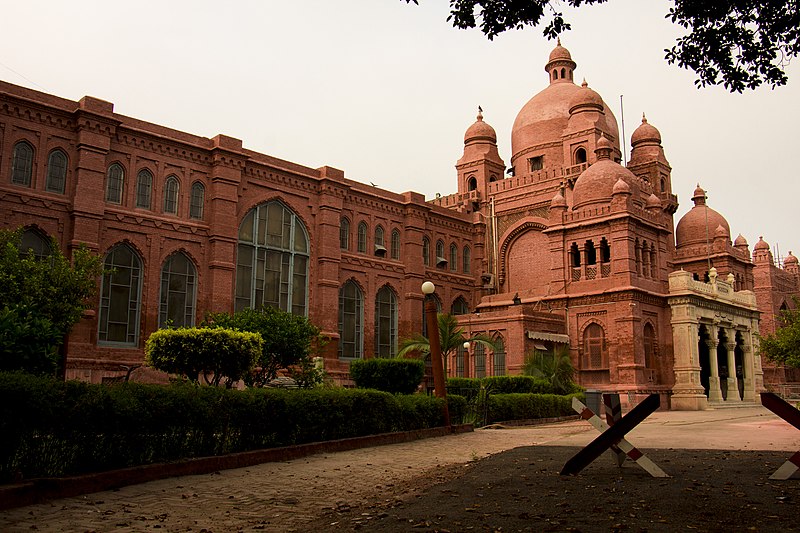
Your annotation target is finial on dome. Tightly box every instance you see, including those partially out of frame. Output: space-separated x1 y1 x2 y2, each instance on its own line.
692 184 707 206
477 105 483 121
557 37 561 46
581 78 588 88
642 113 648 123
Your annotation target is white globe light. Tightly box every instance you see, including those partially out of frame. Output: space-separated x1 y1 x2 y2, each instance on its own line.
421 281 435 295
463 341 471 349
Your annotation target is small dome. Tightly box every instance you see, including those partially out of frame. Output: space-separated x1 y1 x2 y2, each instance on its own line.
646 193 662 209
675 186 731 249
569 80 603 113
734 234 748 247
714 224 729 239
785 251 798 265
464 109 497 144
550 191 567 207
548 38 573 63
631 114 661 145
613 177 631 195
754 236 770 251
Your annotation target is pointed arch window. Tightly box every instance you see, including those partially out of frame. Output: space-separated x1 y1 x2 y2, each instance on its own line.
357 222 368 253
46 149 68 194
422 237 431 266
390 229 401 260
340 217 351 250
189 182 205 220
98 244 142 346
599 237 611 263
136 169 153 209
449 243 458 272
163 176 180 214
106 164 125 204
20 228 52 259
235 200 309 315
339 280 363 359
463 246 471 273
467 176 477 191
574 147 587 165
11 141 34 187
493 336 506 376
435 239 446 268
451 296 469 316
474 342 486 378
375 286 398 357
456 343 466 377
159 252 197 328
582 323 607 369
374 225 386 256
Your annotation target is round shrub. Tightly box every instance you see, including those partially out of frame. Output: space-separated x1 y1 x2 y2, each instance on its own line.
350 358 425 394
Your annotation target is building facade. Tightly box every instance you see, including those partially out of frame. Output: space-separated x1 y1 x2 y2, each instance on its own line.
1 43 797 407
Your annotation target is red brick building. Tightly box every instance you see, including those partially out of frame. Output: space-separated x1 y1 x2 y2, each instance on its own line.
1 43 797 407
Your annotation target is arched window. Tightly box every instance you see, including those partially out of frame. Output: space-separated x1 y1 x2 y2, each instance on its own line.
561 67 566 78
159 252 197 329
339 280 363 359
339 217 350 250
463 246 471 273
235 200 309 315
585 240 597 265
574 147 587 164
374 286 398 357
582 323 607 369
599 238 611 263
106 164 125 204
11 141 34 187
643 323 657 369
493 336 506 376
163 176 179 215
136 169 153 209
468 177 477 191
553 70 558 80
435 240 445 268
422 237 431 266
474 342 486 378
357 222 368 253
390 229 401 260
641 241 650 278
449 243 458 272
569 242 581 267
20 228 52 259
374 225 386 256
451 296 469 315
650 245 657 278
98 244 142 346
189 182 205 220
46 149 68 194
456 343 466 377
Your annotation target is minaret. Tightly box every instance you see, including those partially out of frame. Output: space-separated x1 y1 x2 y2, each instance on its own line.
456 107 505 211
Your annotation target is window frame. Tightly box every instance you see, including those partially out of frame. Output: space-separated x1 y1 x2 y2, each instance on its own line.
163 175 180 215
106 163 125 204
45 149 68 194
11 141 34 187
135 169 153 209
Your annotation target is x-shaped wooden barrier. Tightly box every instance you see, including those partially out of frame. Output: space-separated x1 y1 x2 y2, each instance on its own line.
760 392 800 480
561 394 668 477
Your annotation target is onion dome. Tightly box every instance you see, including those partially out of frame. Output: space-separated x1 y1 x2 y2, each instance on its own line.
785 251 798 265
572 135 637 210
754 236 770 251
646 193 662 209
612 177 631 195
550 191 567 208
714 224 729 239
734 234 748 247
675 185 731 249
547 38 574 65
464 108 497 144
631 114 661 146
569 80 603 114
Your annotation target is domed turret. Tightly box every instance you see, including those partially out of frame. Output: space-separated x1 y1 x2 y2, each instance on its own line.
572 135 638 210
754 236 770 252
568 80 603 114
784 251 798 266
631 114 661 145
734 234 748 247
675 185 731 249
646 193 662 210
464 109 497 145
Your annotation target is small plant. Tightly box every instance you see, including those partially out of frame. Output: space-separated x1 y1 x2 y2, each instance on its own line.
522 347 580 395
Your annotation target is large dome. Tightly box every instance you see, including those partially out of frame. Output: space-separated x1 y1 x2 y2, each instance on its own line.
511 43 620 163
675 185 731 249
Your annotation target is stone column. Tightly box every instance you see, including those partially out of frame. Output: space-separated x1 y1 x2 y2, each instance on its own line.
724 336 741 402
706 329 724 403
740 337 756 402
670 320 707 410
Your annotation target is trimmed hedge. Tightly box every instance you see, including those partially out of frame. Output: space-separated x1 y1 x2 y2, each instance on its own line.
0 372 456 482
350 358 425 394
487 392 585 423
449 376 582 395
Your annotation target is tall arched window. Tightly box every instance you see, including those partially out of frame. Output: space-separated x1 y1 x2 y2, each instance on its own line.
98 244 142 346
163 176 179 215
451 296 469 315
436 239 445 268
374 225 386 255
582 323 607 369
455 343 466 377
574 147 587 164
474 342 486 378
11 141 34 187
599 237 611 263
20 228 52 259
189 182 205 220
46 149 68 194
569 242 581 267
136 169 153 209
106 164 125 204
357 222 368 253
422 237 431 266
449 243 458 272
463 246 471 273
390 229 401 260
339 280 363 359
340 217 350 250
159 252 197 328
468 177 477 191
493 336 506 376
375 286 398 357
235 200 309 315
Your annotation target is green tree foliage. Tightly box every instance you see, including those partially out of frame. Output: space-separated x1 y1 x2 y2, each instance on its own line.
145 327 262 387
203 307 325 387
350 358 426 394
522 346 579 395
0 229 102 376
396 313 497 375
759 300 800 368
403 1 799 91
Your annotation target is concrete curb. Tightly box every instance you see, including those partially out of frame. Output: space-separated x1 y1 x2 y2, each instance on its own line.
0 423 473 510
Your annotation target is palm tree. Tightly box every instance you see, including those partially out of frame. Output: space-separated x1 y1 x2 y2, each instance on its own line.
396 313 496 375
522 346 577 395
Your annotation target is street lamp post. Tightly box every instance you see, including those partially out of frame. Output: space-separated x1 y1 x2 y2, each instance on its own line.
422 281 450 428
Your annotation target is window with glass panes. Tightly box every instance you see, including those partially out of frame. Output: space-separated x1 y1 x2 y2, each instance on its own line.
136 169 153 209
374 286 398 357
46 150 67 193
11 141 34 186
582 323 607 369
98 244 142 345
390 229 400 259
159 252 197 328
357 222 367 253
163 176 179 214
106 164 124 204
340 217 350 250
189 182 205 219
339 280 363 358
493 336 506 376
474 342 486 378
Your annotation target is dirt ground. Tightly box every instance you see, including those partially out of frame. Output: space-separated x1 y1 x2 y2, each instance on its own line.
306 446 799 532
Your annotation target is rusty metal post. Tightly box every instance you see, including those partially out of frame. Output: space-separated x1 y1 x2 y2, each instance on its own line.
423 282 450 428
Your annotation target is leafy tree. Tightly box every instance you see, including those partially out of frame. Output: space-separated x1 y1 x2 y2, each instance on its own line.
0 229 102 376
203 307 326 387
522 346 579 395
403 1 799 91
759 299 800 368
396 313 496 375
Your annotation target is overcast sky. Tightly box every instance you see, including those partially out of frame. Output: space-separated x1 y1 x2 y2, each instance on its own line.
2 0 798 264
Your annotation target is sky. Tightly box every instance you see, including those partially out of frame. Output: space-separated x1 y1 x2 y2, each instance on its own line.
2 0 798 263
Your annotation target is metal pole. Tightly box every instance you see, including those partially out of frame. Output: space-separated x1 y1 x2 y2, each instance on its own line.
425 295 451 427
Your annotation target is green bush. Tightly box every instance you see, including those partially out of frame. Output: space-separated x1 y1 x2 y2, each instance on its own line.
350 358 425 394
145 327 262 386
486 392 584 424
446 377 482 401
